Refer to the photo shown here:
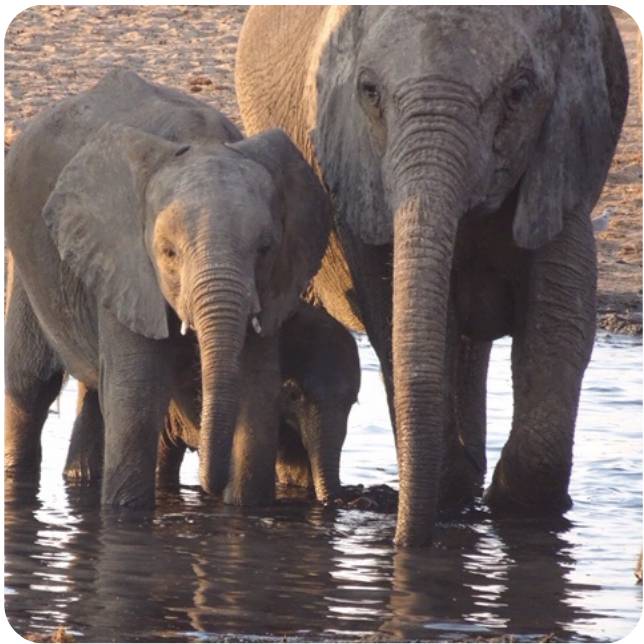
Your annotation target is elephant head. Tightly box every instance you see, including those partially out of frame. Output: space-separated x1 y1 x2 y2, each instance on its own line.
42 123 331 496
310 7 626 544
278 303 360 502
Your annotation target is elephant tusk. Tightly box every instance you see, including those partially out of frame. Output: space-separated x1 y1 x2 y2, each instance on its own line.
251 316 262 335
180 320 188 336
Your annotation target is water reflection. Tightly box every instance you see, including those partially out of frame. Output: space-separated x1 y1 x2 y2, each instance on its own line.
375 514 602 641
3 491 624 642
381 523 491 640
491 517 597 641
4 334 642 641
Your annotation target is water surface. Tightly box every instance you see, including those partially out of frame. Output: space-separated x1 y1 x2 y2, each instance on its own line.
4 333 642 641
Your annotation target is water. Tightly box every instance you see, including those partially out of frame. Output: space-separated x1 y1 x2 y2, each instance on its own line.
4 334 642 642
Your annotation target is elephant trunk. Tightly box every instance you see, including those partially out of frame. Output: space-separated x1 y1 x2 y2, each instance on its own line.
310 452 341 503
389 91 471 545
392 195 458 546
192 266 248 496
305 410 345 503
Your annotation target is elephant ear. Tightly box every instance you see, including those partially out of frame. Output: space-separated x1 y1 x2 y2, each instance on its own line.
312 8 393 245
513 7 628 250
42 123 189 339
228 129 332 336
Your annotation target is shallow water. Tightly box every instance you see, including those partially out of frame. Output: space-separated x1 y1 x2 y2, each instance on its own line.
4 333 642 642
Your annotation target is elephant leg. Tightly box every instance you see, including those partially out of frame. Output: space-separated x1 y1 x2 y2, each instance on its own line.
64 383 104 484
5 262 64 480
486 212 596 514
275 422 313 490
98 311 171 508
224 334 281 506
441 333 491 509
315 235 397 446
340 237 396 429
156 412 187 490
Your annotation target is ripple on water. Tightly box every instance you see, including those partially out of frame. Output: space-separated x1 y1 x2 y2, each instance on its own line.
4 333 642 641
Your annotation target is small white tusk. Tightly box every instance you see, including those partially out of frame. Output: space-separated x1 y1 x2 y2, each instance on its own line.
180 320 188 336
251 316 262 335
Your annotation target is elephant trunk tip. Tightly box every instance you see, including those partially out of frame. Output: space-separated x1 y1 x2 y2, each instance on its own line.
198 454 230 497
393 518 434 549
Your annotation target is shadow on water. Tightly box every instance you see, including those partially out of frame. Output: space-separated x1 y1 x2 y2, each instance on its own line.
4 334 642 641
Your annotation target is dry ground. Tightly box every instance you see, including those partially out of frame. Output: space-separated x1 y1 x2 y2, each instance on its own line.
4 6 642 334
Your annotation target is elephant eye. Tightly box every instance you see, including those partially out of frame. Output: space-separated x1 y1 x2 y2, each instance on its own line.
161 244 178 262
361 82 380 106
504 73 534 111
358 70 382 114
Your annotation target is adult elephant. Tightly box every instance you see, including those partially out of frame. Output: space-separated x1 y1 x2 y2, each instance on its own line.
235 7 628 545
5 69 330 508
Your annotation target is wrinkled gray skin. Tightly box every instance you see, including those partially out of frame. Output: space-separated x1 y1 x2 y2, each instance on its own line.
5 69 330 508
149 301 360 502
235 6 628 545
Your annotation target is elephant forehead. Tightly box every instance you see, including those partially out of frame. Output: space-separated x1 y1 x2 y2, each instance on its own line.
150 153 274 222
152 154 276 236
178 152 275 202
360 6 562 94
364 6 563 50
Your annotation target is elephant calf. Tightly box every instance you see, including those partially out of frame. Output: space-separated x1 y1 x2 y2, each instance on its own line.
275 302 361 501
5 69 330 509
154 302 361 503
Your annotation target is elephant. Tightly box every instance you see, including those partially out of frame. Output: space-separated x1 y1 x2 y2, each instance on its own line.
5 68 331 509
150 300 361 502
235 7 628 545
66 301 360 503
275 301 360 501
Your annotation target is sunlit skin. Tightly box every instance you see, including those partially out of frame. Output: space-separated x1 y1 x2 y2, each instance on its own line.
236 6 628 545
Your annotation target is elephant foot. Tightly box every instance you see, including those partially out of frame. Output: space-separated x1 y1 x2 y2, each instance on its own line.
314 486 342 505
5 397 45 480
101 492 156 509
63 465 102 486
438 482 483 513
5 453 42 481
4 476 40 506
155 443 185 491
4 462 41 509
438 442 485 511
484 460 572 516
101 470 156 509
156 472 182 491
223 479 275 507
438 463 484 512
5 451 43 508
63 453 103 486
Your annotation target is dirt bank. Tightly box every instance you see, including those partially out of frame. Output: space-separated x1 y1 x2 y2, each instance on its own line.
4 6 642 334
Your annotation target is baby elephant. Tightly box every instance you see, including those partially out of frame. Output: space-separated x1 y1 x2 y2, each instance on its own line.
275 302 360 502
156 302 361 503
